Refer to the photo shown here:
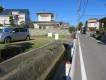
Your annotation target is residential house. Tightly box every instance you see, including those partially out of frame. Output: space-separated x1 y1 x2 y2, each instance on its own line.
87 18 99 31
33 12 69 30
0 9 30 26
99 17 106 31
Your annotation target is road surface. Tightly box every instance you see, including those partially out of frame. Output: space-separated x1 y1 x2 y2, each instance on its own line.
73 34 106 80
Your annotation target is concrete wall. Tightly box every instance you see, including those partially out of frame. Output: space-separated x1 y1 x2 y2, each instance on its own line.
0 16 10 25
33 23 39 29
29 28 70 36
0 41 65 80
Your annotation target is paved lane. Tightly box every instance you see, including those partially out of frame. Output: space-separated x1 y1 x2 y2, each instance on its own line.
79 34 106 80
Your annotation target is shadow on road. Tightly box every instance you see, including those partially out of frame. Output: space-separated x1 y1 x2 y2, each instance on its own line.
97 41 106 45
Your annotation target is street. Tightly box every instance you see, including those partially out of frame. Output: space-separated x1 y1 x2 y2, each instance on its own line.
74 34 106 80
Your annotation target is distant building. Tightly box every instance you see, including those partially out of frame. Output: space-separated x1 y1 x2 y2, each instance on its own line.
37 12 54 22
0 9 30 26
99 17 106 30
33 12 69 30
60 22 69 29
87 18 99 31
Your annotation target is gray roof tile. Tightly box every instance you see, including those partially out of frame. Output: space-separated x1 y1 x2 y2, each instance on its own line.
0 9 30 15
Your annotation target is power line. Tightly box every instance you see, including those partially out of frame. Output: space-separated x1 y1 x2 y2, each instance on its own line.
0 0 3 6
79 0 88 20
84 14 106 16
77 0 81 24
78 0 82 12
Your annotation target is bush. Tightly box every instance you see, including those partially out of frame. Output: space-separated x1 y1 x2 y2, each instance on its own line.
0 6 4 13
68 27 75 33
0 24 3 26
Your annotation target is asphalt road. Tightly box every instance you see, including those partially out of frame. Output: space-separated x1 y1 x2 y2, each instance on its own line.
78 34 106 80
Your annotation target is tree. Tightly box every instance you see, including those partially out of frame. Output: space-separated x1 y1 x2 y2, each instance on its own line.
28 22 34 28
0 6 4 13
99 17 106 31
68 26 75 33
20 21 25 27
85 21 88 27
0 24 3 26
77 22 83 30
9 15 15 27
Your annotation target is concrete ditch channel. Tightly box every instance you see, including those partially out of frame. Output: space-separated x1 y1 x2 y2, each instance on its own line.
0 40 72 80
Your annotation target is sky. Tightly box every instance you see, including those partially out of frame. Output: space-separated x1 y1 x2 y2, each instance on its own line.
0 0 106 26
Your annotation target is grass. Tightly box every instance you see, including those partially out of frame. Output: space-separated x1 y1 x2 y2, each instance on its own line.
0 37 54 62
0 35 71 62
59 35 70 39
30 38 53 49
59 35 71 43
0 37 53 51
0 44 7 50
0 34 71 51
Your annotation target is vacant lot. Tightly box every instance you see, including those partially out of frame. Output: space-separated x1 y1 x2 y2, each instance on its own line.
0 34 72 80
0 40 65 80
0 37 54 62
0 34 71 62
0 34 71 50
0 37 52 49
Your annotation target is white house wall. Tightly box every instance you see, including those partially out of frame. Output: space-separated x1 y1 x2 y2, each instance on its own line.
96 22 100 29
12 11 19 15
33 23 39 29
88 22 99 28
0 11 30 26
38 14 52 21
0 16 10 25
18 13 26 25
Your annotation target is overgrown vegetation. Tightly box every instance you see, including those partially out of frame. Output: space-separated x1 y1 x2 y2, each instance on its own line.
0 6 4 13
9 15 15 27
20 21 25 27
0 38 53 61
0 41 65 80
0 24 3 26
68 26 75 33
77 22 83 30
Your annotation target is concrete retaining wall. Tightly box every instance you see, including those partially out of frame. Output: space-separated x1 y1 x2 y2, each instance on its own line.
0 41 65 80
29 29 70 36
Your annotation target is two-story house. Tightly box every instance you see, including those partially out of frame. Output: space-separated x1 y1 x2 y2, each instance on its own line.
0 9 30 26
33 12 69 30
87 18 99 31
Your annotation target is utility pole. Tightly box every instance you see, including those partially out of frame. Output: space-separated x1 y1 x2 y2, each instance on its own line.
77 0 80 21
77 0 81 30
